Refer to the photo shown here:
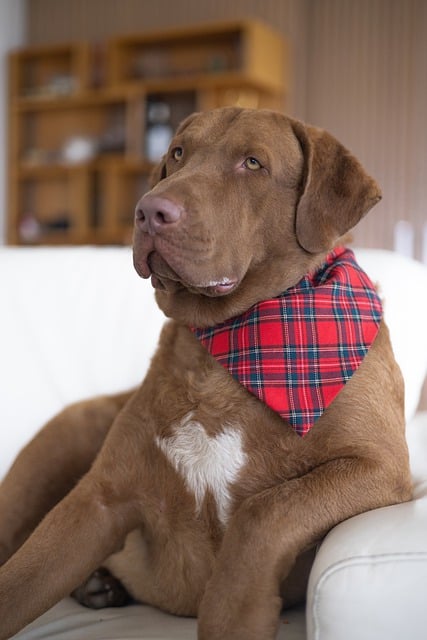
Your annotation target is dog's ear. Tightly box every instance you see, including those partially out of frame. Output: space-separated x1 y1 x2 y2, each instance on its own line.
291 120 381 253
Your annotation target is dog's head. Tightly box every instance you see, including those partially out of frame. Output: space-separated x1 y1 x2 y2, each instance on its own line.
133 107 381 326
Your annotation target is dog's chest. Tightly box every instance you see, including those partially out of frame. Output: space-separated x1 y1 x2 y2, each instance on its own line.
155 412 247 525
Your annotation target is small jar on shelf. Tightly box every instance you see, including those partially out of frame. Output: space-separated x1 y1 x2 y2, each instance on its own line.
145 101 173 162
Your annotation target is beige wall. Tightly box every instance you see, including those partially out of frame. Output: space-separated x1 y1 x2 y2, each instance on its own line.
26 0 427 262
305 0 427 261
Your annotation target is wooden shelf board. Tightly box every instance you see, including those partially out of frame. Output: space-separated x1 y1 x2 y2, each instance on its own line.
17 157 153 178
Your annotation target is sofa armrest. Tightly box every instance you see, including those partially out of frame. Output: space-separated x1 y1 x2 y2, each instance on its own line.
306 412 427 640
307 498 427 640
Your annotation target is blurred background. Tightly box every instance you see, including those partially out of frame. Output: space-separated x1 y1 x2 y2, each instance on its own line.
0 0 426 262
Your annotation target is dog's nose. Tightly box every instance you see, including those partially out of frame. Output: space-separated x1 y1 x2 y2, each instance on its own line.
136 195 182 236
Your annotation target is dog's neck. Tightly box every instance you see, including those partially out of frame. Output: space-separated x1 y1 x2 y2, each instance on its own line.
191 247 382 437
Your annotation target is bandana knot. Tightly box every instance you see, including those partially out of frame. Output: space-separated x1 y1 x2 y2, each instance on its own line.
191 247 382 436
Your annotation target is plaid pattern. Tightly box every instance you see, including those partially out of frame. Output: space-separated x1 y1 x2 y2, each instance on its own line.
191 247 382 437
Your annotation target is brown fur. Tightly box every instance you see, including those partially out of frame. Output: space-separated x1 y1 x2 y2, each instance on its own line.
0 107 411 640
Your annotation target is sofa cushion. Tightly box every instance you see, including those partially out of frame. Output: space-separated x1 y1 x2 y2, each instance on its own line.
306 412 427 640
0 247 164 479
10 597 307 640
355 248 427 421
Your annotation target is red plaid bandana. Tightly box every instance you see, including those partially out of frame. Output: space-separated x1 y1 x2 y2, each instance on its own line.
191 247 382 437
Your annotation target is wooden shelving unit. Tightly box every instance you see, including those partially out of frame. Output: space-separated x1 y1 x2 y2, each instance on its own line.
7 21 287 245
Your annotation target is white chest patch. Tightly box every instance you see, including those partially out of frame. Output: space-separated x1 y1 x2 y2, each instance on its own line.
155 412 247 525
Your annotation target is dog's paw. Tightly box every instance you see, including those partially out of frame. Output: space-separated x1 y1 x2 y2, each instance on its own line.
72 567 131 609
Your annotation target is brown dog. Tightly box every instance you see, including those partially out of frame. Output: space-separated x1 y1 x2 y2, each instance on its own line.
0 107 412 640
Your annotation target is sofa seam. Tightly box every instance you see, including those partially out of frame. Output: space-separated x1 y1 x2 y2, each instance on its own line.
310 551 427 640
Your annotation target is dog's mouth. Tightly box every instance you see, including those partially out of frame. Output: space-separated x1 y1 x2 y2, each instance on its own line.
138 250 240 298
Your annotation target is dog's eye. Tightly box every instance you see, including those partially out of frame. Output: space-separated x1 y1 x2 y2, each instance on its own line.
244 157 262 171
172 147 184 161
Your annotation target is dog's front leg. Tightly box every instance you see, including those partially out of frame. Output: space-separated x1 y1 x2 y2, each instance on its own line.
198 457 410 640
0 470 137 640
0 393 130 566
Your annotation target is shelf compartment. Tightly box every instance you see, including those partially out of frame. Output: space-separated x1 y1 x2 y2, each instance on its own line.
18 101 127 167
9 43 91 100
16 169 90 244
109 26 241 83
108 21 285 92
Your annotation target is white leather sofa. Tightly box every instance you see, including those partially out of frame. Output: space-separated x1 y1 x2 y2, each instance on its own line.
1 246 427 640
